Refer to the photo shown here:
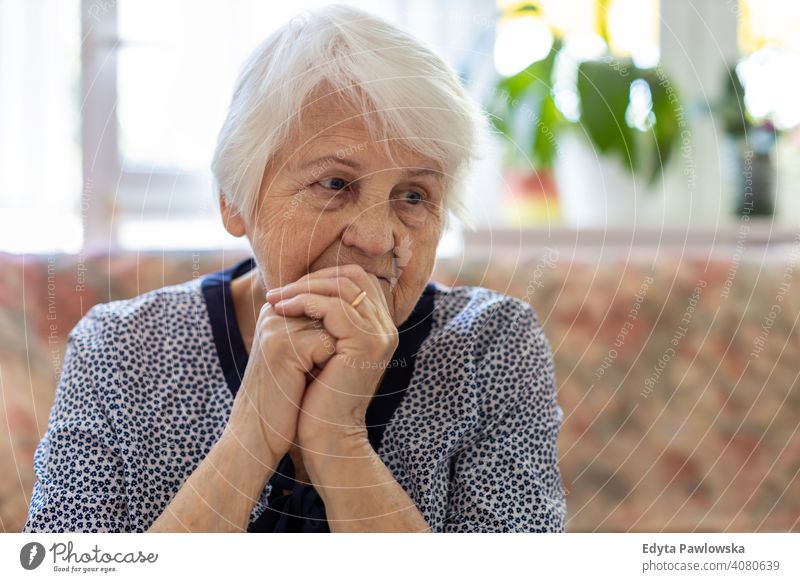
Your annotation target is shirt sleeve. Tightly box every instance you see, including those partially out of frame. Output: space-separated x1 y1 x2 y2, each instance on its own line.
443 299 567 532
22 307 131 532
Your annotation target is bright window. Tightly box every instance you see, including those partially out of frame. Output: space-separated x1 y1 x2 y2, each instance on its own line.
0 0 491 253
737 0 800 129
0 0 81 253
494 0 660 75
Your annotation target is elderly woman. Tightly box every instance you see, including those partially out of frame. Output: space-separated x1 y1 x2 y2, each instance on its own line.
24 5 565 533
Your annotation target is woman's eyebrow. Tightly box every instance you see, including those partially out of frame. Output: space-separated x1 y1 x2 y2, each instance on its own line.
296 155 361 173
295 155 442 181
404 167 443 181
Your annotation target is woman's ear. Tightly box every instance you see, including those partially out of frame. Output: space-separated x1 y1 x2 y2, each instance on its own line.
219 192 247 237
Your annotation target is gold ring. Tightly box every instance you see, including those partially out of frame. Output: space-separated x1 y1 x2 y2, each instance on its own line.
350 289 367 308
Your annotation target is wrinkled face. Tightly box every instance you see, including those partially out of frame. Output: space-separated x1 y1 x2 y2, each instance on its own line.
224 92 447 327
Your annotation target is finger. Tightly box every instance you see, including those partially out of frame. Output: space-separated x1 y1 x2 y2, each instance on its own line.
292 329 337 373
271 293 364 339
273 264 388 313
269 279 385 340
256 303 327 336
256 323 337 374
266 276 363 305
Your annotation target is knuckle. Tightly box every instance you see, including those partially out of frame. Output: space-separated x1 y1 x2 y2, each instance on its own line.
341 264 366 280
258 312 280 334
263 328 285 349
261 331 284 355
334 274 356 288
257 302 274 321
385 332 399 352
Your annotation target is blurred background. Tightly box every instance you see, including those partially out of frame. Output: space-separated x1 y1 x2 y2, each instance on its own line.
1 0 799 532
2 0 800 251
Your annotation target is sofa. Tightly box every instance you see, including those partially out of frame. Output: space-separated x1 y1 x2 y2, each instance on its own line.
2 249 798 532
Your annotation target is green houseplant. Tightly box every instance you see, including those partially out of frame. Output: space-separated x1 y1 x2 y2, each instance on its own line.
488 4 684 225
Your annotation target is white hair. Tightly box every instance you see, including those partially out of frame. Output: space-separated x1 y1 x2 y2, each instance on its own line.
210 4 486 231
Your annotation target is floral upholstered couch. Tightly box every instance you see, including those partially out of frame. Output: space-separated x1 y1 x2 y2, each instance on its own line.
1 250 798 532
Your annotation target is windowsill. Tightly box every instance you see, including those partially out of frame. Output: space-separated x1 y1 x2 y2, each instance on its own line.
462 218 800 258
117 218 250 252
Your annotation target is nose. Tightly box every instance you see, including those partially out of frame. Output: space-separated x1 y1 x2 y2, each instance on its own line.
340 200 395 258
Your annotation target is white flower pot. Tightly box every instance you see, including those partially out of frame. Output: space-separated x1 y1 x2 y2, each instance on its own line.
554 130 657 228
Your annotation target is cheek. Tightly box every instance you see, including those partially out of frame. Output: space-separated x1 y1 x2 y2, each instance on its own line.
396 240 436 295
402 256 434 288
397 215 440 269
251 208 342 286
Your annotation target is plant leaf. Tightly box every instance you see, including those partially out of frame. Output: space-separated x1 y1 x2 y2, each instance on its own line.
577 59 636 172
532 92 562 167
490 40 561 169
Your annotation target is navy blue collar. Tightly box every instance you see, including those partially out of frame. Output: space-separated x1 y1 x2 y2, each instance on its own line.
200 257 254 398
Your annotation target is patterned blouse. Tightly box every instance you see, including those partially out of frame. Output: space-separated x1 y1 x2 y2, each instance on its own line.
23 257 567 532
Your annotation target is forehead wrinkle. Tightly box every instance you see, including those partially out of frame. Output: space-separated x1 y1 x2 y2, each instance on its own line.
283 132 368 172
286 127 444 184
294 155 361 173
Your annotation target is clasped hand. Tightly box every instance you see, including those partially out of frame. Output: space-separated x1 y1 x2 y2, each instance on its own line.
226 264 399 467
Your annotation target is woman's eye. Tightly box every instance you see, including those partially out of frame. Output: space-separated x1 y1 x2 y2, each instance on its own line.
318 177 349 191
403 190 424 205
